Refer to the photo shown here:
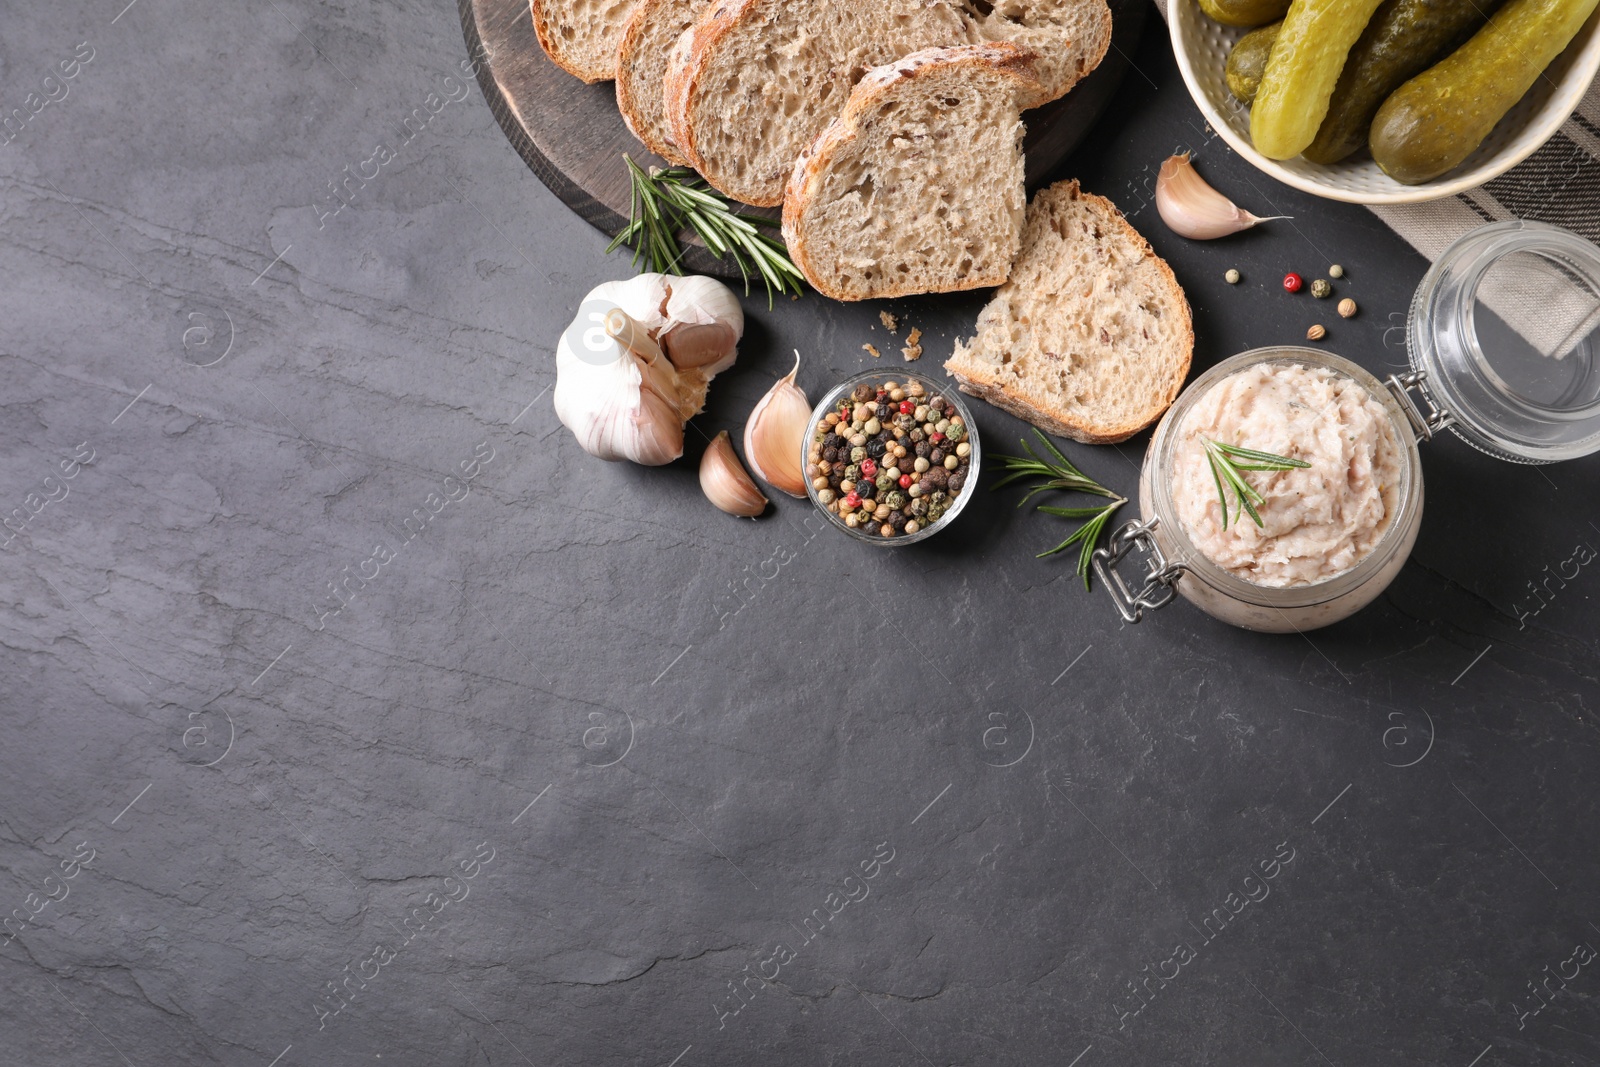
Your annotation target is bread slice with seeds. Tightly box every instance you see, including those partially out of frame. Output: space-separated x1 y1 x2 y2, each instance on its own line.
665 0 1111 207
531 0 644 83
944 180 1193 444
616 0 713 163
782 43 1040 301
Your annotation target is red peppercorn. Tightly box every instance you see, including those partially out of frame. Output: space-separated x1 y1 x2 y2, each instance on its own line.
899 474 912 489
930 431 946 443
861 458 877 477
899 400 914 415
1283 272 1303 293
844 491 861 508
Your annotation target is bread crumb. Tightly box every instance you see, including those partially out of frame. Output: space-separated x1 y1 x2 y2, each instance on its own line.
863 343 881 358
907 327 922 345
879 311 899 331
901 344 923 362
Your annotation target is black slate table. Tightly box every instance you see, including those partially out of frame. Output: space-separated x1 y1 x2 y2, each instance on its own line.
3 3 1599 1066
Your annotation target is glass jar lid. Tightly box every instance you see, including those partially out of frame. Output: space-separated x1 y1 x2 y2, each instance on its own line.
1408 220 1600 464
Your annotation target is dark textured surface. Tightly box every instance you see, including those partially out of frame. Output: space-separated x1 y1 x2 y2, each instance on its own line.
2 3 1598 1066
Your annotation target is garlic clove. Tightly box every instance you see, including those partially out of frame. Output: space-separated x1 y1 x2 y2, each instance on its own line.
661 275 744 374
700 431 768 517
743 351 811 499
1155 153 1287 240
661 320 742 371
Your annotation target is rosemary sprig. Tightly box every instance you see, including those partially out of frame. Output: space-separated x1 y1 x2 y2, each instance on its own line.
607 155 805 307
993 429 1127 588
1202 439 1310 530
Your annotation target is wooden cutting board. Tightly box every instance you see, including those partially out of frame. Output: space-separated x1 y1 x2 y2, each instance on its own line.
457 0 1148 278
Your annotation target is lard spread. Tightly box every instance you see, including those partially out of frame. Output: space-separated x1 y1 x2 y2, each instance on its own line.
1171 362 1403 587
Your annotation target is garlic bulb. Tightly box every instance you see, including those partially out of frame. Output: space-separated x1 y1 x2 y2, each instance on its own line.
743 351 810 498
700 431 768 517
1155 153 1286 240
553 273 744 466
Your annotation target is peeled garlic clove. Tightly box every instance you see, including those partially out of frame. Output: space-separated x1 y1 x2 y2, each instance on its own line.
1155 152 1287 240
700 431 768 517
661 275 744 373
743 351 811 499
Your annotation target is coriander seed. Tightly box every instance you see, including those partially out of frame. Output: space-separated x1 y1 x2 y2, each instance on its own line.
1338 298 1357 319
1307 324 1327 341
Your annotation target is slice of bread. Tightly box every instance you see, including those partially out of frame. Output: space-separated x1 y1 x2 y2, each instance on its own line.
970 0 1115 110
664 0 1112 207
944 181 1193 445
782 44 1040 302
616 0 711 163
531 0 644 83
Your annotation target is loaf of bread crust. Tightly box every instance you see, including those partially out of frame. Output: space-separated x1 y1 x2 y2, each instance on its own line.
616 0 712 163
665 0 1112 207
782 44 1040 302
531 0 644 83
944 181 1193 445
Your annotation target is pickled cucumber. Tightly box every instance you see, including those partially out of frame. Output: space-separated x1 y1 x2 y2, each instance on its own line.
1303 0 1499 164
1250 0 1388 159
1201 0 1290 27
1371 0 1600 183
1226 22 1281 103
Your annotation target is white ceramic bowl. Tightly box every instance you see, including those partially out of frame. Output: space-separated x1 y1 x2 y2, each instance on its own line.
1168 0 1600 203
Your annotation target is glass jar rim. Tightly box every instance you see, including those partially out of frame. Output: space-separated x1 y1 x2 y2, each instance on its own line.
801 370 982 546
1147 347 1424 609
1408 219 1600 464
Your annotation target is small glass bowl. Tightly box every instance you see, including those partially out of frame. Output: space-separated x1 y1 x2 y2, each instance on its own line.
801 370 982 546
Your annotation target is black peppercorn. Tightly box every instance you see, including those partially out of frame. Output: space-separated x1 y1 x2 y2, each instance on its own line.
929 448 946 465
948 471 966 493
823 447 838 463
857 480 875 500
889 510 907 530
852 384 874 402
825 433 846 450
866 439 887 459
914 441 931 458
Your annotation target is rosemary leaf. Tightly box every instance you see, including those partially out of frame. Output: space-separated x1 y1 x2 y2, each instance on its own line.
610 156 804 307
1202 438 1309 529
994 429 1127 589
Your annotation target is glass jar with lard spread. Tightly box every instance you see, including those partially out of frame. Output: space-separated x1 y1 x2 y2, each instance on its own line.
1096 220 1600 632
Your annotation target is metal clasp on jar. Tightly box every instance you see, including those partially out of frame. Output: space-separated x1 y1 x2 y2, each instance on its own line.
1092 517 1188 624
1385 371 1455 442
